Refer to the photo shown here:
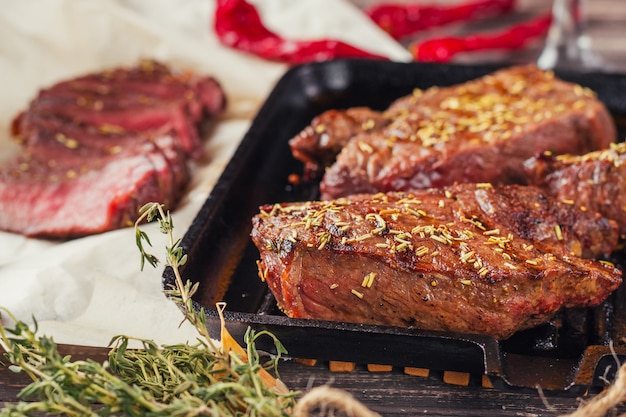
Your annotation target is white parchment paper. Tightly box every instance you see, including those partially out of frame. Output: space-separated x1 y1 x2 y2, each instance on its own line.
0 0 410 347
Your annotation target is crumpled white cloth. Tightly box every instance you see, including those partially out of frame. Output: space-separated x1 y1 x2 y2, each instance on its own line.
0 0 410 347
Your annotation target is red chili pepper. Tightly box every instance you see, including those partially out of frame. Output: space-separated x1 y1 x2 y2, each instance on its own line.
365 0 517 41
213 0 386 65
411 13 552 62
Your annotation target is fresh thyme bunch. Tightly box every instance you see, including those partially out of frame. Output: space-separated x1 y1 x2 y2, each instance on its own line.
0 203 297 416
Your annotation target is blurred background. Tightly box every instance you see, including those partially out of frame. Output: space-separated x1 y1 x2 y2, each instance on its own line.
353 0 626 71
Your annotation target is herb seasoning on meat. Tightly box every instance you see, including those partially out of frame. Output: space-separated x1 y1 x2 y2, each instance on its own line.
290 65 616 199
251 184 622 339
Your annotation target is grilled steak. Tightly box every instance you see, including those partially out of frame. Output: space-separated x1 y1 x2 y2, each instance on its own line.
525 142 626 238
289 107 388 179
288 65 616 200
251 183 621 339
0 60 225 238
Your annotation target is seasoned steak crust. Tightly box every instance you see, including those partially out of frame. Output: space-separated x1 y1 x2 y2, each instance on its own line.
289 107 389 179
303 65 616 200
251 183 621 340
525 142 626 238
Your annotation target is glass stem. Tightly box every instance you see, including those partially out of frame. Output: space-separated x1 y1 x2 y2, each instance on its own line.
537 0 600 71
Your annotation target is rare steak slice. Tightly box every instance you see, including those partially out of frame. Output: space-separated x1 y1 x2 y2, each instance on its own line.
12 60 225 158
0 141 168 238
308 65 615 200
14 115 190 206
525 142 626 237
251 183 621 340
0 60 225 238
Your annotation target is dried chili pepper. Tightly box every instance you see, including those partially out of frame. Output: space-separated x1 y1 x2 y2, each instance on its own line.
365 0 517 41
214 0 386 65
411 13 552 62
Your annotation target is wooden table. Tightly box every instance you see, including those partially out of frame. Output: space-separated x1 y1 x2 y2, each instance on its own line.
2 1 626 415
0 344 621 416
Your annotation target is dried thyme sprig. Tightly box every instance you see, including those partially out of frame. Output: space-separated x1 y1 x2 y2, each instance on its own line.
0 202 297 416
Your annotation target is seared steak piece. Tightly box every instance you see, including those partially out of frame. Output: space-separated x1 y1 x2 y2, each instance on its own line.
289 107 389 179
0 60 225 238
251 183 621 339
525 142 626 237
301 65 616 200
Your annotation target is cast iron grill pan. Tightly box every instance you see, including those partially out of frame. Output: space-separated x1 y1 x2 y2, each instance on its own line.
163 59 626 392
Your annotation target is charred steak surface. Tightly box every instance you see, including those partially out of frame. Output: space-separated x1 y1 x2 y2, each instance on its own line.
251 184 621 340
289 65 616 200
525 142 626 237
289 107 388 180
0 60 225 238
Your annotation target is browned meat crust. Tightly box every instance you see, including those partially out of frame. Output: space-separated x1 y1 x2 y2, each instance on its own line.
251 183 621 340
525 142 626 238
288 65 616 200
289 107 389 179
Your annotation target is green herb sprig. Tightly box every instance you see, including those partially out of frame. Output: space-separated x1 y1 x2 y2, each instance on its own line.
0 202 297 416
134 202 211 345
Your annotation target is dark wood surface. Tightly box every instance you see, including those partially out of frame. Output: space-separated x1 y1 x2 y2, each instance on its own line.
2 1 626 415
1 344 625 416
0 343 617 416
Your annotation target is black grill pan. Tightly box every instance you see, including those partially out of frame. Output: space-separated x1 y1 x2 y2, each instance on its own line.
163 59 626 392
